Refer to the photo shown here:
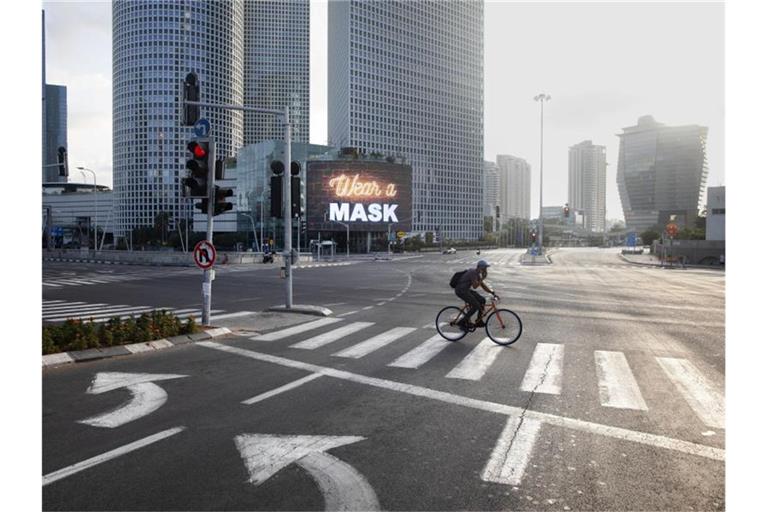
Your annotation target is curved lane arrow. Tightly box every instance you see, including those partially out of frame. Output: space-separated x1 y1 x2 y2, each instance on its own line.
234 434 380 511
78 372 187 428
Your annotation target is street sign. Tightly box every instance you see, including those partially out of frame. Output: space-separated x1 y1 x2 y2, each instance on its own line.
193 118 211 138
396 231 405 239
626 232 637 247
193 240 217 270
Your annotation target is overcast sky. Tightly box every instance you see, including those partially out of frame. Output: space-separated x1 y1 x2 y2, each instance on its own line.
42 0 724 223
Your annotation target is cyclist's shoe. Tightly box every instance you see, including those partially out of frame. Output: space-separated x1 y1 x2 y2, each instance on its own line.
458 319 471 332
474 319 486 328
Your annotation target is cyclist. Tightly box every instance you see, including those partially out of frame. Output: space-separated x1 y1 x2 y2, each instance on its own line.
454 260 498 330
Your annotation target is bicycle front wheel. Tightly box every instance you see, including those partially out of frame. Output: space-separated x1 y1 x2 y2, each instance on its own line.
485 308 523 345
436 306 467 342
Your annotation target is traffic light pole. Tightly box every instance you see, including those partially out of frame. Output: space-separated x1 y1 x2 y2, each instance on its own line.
283 104 293 308
184 99 292 309
202 140 216 326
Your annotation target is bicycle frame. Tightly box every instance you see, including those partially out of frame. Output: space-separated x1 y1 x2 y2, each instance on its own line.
452 296 507 329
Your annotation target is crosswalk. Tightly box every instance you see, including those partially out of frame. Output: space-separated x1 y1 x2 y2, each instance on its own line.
42 300 252 325
42 268 198 288
248 317 725 429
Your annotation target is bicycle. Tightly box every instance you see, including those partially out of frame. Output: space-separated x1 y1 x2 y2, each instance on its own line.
435 295 523 345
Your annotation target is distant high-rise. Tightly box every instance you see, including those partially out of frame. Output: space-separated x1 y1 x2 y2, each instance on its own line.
617 115 708 232
483 161 500 221
568 140 606 233
42 10 68 184
328 0 484 240
497 155 531 223
244 0 309 144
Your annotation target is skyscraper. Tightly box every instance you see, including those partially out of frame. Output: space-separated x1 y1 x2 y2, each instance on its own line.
42 10 68 184
328 0 484 240
244 0 309 144
617 115 708 232
43 85 68 184
568 140 606 233
497 155 531 223
112 0 245 237
483 161 500 222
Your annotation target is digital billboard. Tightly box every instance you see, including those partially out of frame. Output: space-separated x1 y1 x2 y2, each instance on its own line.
306 160 412 232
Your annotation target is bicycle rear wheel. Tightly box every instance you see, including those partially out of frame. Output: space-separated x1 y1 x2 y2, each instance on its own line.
436 306 467 342
485 308 523 345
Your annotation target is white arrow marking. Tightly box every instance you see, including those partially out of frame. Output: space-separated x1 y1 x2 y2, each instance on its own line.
78 372 187 428
234 434 379 511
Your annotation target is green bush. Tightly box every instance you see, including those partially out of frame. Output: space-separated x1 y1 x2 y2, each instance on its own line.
42 309 202 355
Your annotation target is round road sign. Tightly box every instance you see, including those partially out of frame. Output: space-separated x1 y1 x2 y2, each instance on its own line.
193 240 216 270
396 231 406 239
665 223 679 238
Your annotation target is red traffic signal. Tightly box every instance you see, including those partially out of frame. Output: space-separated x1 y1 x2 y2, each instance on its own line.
188 141 207 159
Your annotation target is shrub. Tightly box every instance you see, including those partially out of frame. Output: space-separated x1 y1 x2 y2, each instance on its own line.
42 309 201 355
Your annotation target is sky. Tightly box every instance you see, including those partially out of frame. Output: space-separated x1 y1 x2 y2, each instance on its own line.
41 0 724 223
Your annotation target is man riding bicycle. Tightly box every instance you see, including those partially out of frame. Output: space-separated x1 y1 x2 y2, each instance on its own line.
454 260 498 330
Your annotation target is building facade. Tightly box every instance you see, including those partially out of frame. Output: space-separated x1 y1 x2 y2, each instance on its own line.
568 140 606 233
113 0 245 238
483 160 500 222
328 0 484 240
43 182 113 248
706 186 725 241
43 84 68 183
243 0 309 144
617 115 708 233
497 155 531 224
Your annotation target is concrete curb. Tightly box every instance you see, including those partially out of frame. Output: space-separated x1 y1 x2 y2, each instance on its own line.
42 327 232 368
266 305 333 317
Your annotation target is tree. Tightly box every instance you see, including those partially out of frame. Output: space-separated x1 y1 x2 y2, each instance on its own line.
483 216 494 233
640 228 660 245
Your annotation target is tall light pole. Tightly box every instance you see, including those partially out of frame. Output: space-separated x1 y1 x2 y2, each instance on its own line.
77 166 98 251
533 93 550 256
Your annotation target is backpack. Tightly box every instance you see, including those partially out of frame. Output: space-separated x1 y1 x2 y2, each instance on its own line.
449 270 467 288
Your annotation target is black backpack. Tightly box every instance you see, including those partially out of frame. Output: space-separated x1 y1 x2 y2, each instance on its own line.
449 270 467 288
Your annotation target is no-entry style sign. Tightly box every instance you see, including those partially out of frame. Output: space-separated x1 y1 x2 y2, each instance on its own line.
193 240 216 270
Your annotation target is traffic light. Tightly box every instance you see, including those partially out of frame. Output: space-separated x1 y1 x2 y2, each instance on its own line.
270 160 283 218
57 146 68 177
531 230 537 242
212 185 234 216
495 205 500 219
563 204 570 218
182 72 200 126
183 139 210 202
290 161 301 217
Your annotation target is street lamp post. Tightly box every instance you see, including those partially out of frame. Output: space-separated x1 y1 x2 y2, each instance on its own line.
533 93 550 257
77 166 98 251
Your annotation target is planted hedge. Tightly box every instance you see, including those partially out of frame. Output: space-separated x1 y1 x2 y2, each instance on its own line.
42 310 200 355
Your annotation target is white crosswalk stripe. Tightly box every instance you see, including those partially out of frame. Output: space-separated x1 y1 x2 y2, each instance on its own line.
333 327 416 359
387 334 453 369
251 317 343 341
446 338 505 381
519 343 564 394
594 350 648 410
290 322 375 350
656 357 724 429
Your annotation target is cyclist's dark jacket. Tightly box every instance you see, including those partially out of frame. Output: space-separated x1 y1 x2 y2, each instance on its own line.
455 268 480 292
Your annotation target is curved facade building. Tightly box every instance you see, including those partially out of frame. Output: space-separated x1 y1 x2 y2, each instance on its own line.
617 115 708 233
112 0 244 237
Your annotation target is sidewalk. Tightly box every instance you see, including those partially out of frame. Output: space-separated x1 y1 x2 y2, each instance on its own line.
619 252 724 271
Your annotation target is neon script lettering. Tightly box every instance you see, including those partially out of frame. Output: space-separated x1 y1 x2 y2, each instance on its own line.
328 174 397 198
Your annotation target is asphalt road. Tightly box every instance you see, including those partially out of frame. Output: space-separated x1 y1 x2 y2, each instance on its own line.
42 248 725 511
